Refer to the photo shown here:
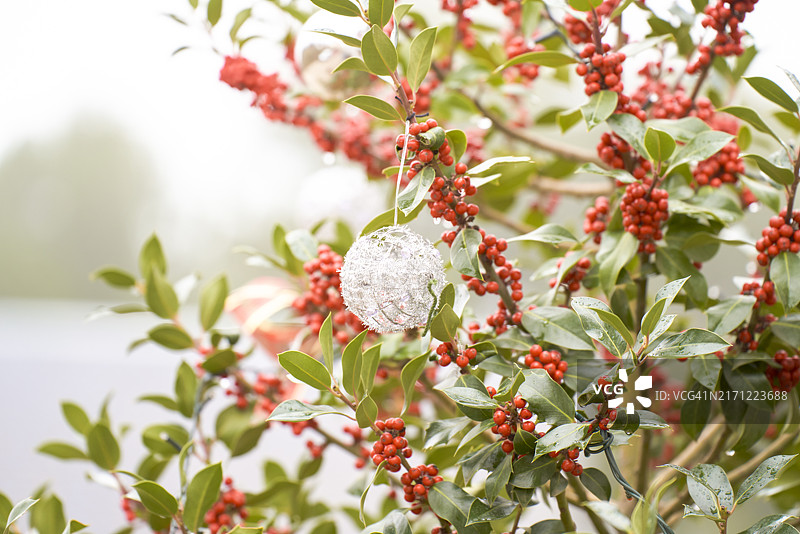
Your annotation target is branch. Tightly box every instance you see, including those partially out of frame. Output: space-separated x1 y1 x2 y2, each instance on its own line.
728 426 800 485
556 491 577 532
531 176 615 197
468 96 604 165
479 205 534 235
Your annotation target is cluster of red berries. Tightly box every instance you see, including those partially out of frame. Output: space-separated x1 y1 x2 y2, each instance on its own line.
398 118 456 167
342 425 372 469
401 464 443 514
597 132 652 179
576 43 625 96
620 183 669 254
204 478 248 534
371 418 412 473
486 0 524 23
550 256 591 293
735 328 759 352
441 0 478 48
584 196 610 244
490 395 535 453
701 0 757 57
741 280 777 308
435 342 478 368
504 38 544 81
292 245 364 344
755 211 800 266
766 350 800 392
694 140 744 187
429 165 479 226
120 498 138 522
524 345 568 384
564 0 620 44
549 447 584 476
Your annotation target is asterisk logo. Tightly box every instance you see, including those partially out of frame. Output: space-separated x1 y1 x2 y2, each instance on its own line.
608 369 652 414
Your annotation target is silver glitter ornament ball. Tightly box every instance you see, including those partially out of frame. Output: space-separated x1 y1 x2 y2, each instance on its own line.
340 226 446 333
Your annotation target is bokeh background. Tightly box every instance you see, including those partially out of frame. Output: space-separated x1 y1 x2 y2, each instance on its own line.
1 0 799 532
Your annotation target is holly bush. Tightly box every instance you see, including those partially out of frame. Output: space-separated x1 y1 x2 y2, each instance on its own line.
6 0 800 533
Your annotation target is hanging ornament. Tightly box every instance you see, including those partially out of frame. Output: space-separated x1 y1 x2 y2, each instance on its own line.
295 11 372 100
340 226 446 333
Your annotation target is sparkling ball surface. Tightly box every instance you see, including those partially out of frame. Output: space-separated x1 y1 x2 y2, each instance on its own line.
340 226 446 333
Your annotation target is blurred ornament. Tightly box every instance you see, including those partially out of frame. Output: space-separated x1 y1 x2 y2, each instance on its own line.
340 226 446 333
295 11 372 100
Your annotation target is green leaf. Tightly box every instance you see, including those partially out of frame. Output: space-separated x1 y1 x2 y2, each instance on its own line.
175 361 198 418
145 269 179 319
664 464 731 516
742 154 795 185
61 402 91 436
467 156 532 175
640 298 667 342
278 350 332 391
60 520 87 534
424 417 472 449
655 247 707 306
361 25 397 76
578 162 636 183
517 369 575 426
718 106 783 145
735 455 797 506
535 423 592 458
451 228 482 279
771 251 800 309
494 50 578 73
132 481 178 518
360 463 384 526
139 234 166 279
285 229 318 262
90 267 136 288
229 8 252 41
631 480 673 534
368 0 393 26
320 312 334 372
356 395 378 428
201 348 237 374
229 527 264 534
407 27 437 92
87 423 120 470
485 455 512 505
231 423 267 457
199 275 228 330
267 400 347 422
574 297 635 348
648 117 711 143
345 95 403 121
681 383 712 439
644 128 676 162
707 295 757 334
599 231 637 296
569 0 603 10
510 455 558 489
148 323 194 350
360 201 426 236
400 352 428 415
37 442 88 461
446 129 467 161
183 462 223 531
142 423 189 457
745 77 798 112
333 56 370 73
506 223 578 245
341 330 368 396
667 130 734 173
691 355 722 390
397 166 435 215
430 303 460 342
466 499 516 525
607 112 648 156
363 509 411 534
580 467 612 500
428 482 491 534
207 0 222 25
649 328 729 359
580 91 619 130
522 307 595 351
771 316 800 346
361 343 382 395
442 387 499 410
737 514 798 534
4 498 38 534
310 0 361 17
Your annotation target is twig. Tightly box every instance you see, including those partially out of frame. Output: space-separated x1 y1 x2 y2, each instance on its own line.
479 205 534 235
556 491 577 532
510 504 523 534
468 97 605 165
531 176 615 197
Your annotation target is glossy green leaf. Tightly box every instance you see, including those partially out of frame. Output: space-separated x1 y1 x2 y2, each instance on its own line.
737 515 798 534
407 27 437 92
707 295 756 334
285 229 318 262
535 423 592 458
133 481 178 518
580 90 618 130
87 423 120 470
310 0 361 17
494 50 578 73
467 156 532 175
333 56 370 73
361 25 397 76
510 454 558 489
667 130 734 173
37 442 88 461
345 95 403 121
735 455 797 506
428 482 491 534
607 112 647 156
771 251 800 310
485 455 512 505
61 402 91 436
580 467 612 500
718 106 782 144
522 306 595 351
201 348 237 374
655 248 707 306
397 166 435 215
148 324 194 350
199 275 228 330
139 234 166 279
745 77 798 112
90 267 136 289
319 312 334 372
644 127 676 162
278 350 332 391
649 328 729 359
400 352 428 415
145 269 179 319
518 369 575 426
267 400 347 422
424 417 471 449
446 129 468 161
368 0 393 26
207 0 222 25
742 154 795 185
355 395 378 429
359 201 426 236
466 499 517 525
451 228 482 279
4 498 38 534
341 329 367 397
175 361 197 418
691 355 722 390
430 303 460 342
599 231 637 296
442 387 499 410
361 343 382 395
183 462 223 531
506 223 578 245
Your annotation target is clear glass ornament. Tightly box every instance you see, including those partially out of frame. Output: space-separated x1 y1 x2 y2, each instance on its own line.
340 226 446 333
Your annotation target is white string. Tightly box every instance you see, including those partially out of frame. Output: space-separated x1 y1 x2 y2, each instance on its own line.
394 119 411 226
